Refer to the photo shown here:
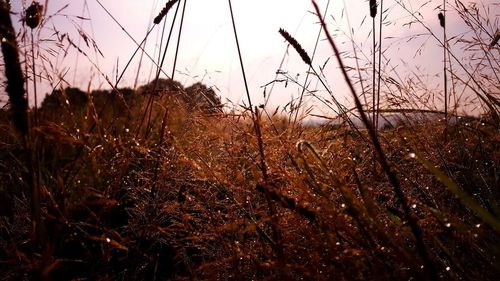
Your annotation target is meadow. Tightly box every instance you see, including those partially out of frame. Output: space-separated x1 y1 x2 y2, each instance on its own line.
0 0 499 280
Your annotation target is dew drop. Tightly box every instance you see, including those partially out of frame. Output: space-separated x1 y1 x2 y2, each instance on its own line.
408 152 416 158
475 224 481 228
412 204 417 209
106 238 111 243
445 223 451 228
446 266 450 271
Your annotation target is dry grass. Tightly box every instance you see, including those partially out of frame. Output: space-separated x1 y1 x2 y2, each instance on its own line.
0 0 499 280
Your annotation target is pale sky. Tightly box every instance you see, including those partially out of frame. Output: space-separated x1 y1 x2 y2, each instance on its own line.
4 0 498 117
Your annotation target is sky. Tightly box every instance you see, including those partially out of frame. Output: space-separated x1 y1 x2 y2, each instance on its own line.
3 0 499 117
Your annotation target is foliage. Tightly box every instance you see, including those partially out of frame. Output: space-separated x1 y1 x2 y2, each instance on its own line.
0 0 499 280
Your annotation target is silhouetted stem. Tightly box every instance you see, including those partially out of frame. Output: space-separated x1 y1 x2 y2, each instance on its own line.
312 1 438 279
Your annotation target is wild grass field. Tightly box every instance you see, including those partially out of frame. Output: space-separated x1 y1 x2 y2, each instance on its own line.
0 0 499 280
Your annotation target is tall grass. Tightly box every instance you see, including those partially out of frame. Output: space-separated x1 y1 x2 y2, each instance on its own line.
0 0 499 280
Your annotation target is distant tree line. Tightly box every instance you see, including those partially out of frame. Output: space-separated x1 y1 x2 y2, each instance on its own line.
39 79 222 116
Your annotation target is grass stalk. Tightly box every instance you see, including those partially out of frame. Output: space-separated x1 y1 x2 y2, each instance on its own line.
135 0 181 138
150 0 187 191
439 0 448 141
394 0 499 123
31 31 39 125
171 0 187 79
291 7 328 127
311 1 438 279
227 0 254 117
0 0 48 268
376 0 384 133
370 0 377 129
95 0 171 79
279 28 367 142
254 107 286 275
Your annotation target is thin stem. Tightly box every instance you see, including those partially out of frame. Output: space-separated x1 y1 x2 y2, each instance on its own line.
376 0 384 134
134 0 159 90
372 15 377 129
31 31 38 125
95 0 171 79
135 0 181 139
293 0 331 127
171 0 187 79
443 0 448 141
150 0 188 192
342 0 367 107
312 2 438 279
228 0 253 117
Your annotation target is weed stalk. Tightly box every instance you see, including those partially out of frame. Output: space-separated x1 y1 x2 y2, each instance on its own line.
312 1 439 279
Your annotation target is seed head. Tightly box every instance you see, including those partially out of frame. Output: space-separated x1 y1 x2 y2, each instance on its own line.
489 32 499 49
369 0 377 18
154 0 179 25
438 12 445 28
25 1 43 29
279 28 312 66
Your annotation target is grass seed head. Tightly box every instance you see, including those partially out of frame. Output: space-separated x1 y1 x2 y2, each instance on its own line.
25 1 43 29
438 12 445 28
489 31 499 49
369 0 377 18
278 28 312 66
154 0 179 24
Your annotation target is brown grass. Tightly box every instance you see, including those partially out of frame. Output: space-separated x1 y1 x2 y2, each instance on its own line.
0 0 499 280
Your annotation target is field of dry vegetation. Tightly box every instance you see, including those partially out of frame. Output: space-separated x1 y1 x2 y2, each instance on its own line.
1 0 499 280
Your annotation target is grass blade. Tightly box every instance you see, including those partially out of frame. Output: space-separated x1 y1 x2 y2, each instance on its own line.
413 150 500 232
